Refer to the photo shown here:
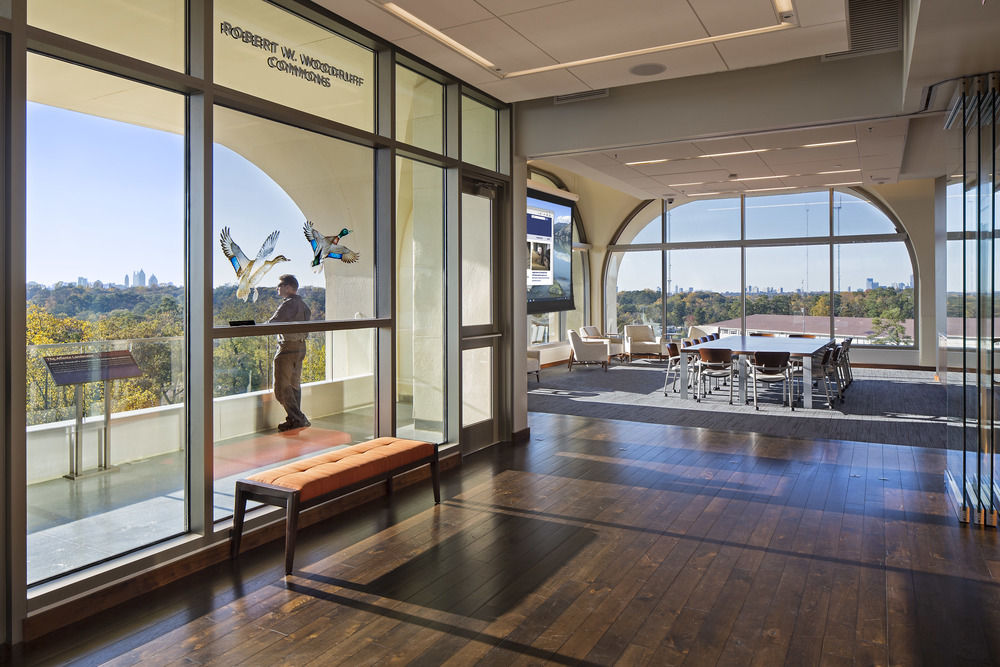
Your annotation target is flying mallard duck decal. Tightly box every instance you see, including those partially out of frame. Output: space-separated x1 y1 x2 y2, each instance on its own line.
303 220 360 273
219 227 290 302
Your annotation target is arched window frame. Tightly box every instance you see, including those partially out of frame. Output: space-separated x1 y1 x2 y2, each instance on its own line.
602 188 917 347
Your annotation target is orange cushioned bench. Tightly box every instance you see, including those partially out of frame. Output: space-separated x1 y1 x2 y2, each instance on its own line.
230 437 440 574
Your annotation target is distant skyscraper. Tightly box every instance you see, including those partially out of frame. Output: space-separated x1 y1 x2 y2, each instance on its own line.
77 277 88 287
866 277 875 290
124 274 130 288
148 274 159 287
133 269 146 287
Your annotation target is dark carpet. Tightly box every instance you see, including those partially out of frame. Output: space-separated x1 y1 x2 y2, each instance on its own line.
528 361 947 448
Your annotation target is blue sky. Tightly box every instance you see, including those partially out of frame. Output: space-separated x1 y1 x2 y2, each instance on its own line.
26 102 305 289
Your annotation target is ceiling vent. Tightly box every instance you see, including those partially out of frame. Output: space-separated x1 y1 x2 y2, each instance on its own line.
553 89 610 105
822 0 903 61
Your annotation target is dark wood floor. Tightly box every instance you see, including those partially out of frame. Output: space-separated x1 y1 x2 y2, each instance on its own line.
12 412 1000 666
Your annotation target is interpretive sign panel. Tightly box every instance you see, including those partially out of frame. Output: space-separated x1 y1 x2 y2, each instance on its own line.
44 351 142 386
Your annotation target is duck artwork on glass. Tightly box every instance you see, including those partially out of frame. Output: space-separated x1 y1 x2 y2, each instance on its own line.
219 227 290 302
303 220 360 273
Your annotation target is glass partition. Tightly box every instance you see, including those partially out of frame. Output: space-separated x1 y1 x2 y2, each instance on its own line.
395 158 445 442
25 55 186 584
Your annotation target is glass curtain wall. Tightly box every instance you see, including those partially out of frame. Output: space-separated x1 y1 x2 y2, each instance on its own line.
945 74 1000 526
25 55 187 585
13 0 510 614
610 190 915 345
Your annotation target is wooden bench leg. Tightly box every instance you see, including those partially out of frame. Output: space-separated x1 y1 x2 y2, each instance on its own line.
431 456 441 504
231 482 249 559
386 476 394 495
284 492 300 576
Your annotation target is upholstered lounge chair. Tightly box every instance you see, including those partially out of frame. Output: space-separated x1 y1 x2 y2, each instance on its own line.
568 330 610 371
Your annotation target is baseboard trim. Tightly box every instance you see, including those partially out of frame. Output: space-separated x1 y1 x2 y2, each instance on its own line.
513 427 530 443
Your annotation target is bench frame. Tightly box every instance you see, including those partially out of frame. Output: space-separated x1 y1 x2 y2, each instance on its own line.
230 443 441 575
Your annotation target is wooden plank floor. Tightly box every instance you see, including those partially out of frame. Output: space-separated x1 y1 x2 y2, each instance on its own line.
10 412 1000 666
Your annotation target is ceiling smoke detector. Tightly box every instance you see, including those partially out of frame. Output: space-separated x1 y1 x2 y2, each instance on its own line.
629 63 667 76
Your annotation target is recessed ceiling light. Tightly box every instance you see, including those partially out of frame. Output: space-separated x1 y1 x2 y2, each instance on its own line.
818 168 861 175
734 174 790 181
667 181 705 187
687 192 722 197
745 186 797 193
625 158 668 166
802 140 856 148
629 63 667 76
824 181 863 186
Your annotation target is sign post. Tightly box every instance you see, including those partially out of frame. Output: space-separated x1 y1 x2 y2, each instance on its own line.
43 351 142 479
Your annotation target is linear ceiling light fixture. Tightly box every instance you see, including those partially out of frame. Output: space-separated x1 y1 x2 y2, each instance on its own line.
379 2 499 71
818 168 861 174
733 174 790 181
374 0 796 78
625 158 669 166
802 139 856 148
667 181 706 187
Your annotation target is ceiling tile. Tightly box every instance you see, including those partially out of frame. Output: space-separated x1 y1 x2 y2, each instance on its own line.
501 0 708 64
714 21 848 70
771 157 862 175
573 152 626 167
612 143 704 163
568 44 728 90
691 136 755 155
759 142 859 167
387 0 493 29
746 126 855 150
476 0 568 17
792 0 848 27
394 34 500 85
315 0 420 41
650 169 733 186
477 70 590 102
707 152 772 174
690 0 778 36
861 154 904 170
445 19 559 72
630 157 715 176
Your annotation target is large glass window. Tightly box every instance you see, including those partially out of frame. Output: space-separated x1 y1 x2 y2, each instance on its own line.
833 242 914 344
613 251 663 335
608 190 916 346
746 191 829 239
26 56 186 584
667 198 740 243
462 96 498 171
665 248 741 337
213 106 374 324
214 0 375 130
396 66 444 153
746 245 830 335
211 329 374 519
28 0 185 72
396 158 445 442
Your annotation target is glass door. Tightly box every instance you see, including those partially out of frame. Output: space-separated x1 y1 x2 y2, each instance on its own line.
460 179 502 453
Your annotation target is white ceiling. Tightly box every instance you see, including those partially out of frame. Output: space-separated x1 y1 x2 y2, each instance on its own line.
317 0 1000 199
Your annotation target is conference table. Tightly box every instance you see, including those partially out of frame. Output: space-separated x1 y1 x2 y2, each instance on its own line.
679 335 834 409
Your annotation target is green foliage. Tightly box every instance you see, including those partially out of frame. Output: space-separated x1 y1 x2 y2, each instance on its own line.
870 306 910 345
26 283 331 425
617 286 915 340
